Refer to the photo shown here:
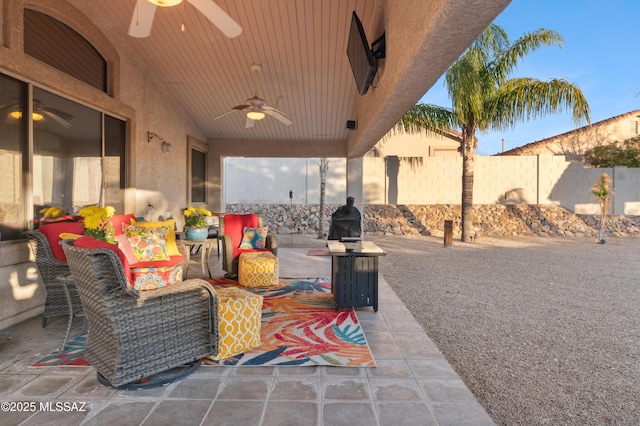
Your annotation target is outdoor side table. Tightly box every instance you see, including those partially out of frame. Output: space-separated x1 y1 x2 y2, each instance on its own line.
326 241 386 312
181 238 217 279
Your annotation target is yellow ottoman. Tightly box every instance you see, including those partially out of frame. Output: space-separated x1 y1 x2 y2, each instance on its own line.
209 287 263 360
238 252 279 287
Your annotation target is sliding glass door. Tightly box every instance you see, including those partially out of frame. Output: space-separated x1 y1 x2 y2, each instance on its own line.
0 72 126 241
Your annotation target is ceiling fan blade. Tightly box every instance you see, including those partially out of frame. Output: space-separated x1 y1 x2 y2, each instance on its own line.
0 102 17 111
213 110 236 120
232 104 250 111
43 110 72 128
245 116 255 129
187 0 242 38
128 0 157 38
263 106 292 126
42 107 73 121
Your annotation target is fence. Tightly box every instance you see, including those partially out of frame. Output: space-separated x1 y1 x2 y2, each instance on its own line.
224 155 640 215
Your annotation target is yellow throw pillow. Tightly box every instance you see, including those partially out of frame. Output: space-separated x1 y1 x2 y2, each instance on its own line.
58 232 83 240
130 219 180 256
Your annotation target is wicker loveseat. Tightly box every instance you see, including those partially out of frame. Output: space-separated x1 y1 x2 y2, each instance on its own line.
61 238 219 388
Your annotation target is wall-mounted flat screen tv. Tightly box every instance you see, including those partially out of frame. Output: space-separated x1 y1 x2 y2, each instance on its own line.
347 11 377 96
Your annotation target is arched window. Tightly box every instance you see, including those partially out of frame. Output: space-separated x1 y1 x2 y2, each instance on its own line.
23 9 108 93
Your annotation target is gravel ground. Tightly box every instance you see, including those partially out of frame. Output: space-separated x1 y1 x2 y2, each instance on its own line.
364 234 640 426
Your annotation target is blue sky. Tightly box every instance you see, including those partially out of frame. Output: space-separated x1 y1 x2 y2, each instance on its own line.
418 0 640 156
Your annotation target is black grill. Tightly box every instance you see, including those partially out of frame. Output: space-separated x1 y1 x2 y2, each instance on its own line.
328 196 362 241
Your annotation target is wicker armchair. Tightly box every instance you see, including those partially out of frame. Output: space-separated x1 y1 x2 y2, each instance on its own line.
61 239 219 388
26 226 84 328
220 214 277 278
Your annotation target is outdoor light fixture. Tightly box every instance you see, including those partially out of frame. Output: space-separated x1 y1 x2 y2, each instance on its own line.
9 111 44 121
246 110 266 121
148 0 182 7
148 131 172 153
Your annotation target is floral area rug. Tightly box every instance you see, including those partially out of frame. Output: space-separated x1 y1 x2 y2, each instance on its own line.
204 277 375 367
33 278 375 368
32 335 90 367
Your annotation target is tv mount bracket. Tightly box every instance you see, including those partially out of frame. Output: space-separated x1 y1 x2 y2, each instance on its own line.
371 32 386 59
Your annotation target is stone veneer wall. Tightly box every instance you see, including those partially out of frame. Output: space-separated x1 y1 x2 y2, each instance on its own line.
226 204 640 238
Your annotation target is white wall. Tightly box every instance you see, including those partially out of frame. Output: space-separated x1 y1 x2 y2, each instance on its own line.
225 154 640 215
225 158 347 205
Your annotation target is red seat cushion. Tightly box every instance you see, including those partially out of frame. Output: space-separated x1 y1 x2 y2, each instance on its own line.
224 214 261 258
74 236 133 285
38 221 84 261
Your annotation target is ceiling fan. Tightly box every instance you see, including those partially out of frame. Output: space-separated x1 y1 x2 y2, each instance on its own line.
214 95 293 128
129 0 242 38
2 100 73 128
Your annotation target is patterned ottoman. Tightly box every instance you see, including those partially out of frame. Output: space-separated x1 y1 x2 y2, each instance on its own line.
238 252 279 287
208 287 263 360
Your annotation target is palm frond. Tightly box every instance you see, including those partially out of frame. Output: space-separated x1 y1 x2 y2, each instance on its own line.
392 103 458 135
486 77 590 131
468 24 509 63
492 29 564 84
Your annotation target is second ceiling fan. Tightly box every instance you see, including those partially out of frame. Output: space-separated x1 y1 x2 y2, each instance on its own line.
129 0 242 38
215 95 292 128
215 63 292 128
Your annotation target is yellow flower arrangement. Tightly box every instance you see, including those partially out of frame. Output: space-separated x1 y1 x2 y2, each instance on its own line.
39 206 66 219
78 205 116 242
183 206 212 228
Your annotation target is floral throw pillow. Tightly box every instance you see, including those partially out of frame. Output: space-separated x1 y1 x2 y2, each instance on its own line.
239 226 268 249
123 224 170 262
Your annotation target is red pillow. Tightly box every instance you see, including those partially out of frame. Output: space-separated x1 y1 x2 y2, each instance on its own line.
73 236 133 285
108 213 137 236
38 221 84 261
224 214 260 257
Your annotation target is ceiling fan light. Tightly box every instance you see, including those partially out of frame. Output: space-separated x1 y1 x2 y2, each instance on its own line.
148 0 182 7
8 111 45 121
247 110 266 121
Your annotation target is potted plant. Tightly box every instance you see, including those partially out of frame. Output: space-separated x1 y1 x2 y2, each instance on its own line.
183 206 212 241
79 205 116 243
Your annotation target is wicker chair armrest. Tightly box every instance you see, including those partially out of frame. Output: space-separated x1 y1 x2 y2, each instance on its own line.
221 234 234 270
136 278 214 301
266 234 278 255
25 230 68 267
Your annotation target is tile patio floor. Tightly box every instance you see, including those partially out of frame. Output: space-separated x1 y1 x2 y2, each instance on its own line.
0 237 495 425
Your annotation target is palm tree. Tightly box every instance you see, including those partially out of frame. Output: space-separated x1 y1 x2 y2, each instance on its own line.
590 173 614 243
318 158 329 238
394 25 590 242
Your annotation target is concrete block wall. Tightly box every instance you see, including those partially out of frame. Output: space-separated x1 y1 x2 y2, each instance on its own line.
226 155 640 215
224 158 347 205
613 167 640 215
